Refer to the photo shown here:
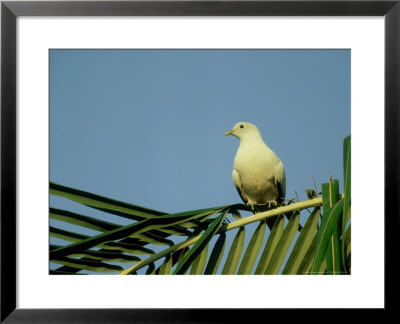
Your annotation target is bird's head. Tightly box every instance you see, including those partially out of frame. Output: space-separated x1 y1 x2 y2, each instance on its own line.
224 122 262 140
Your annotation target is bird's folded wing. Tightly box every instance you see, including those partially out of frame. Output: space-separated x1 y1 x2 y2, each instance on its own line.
232 169 248 205
274 161 286 201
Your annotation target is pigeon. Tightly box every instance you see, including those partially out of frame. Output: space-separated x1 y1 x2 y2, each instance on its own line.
225 122 286 211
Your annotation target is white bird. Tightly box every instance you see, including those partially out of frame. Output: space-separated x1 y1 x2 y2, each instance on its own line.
225 122 286 211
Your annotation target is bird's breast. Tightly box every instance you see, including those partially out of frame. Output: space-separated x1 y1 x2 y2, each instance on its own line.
233 143 281 203
234 144 278 175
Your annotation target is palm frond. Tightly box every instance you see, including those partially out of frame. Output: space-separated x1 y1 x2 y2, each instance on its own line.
50 136 351 275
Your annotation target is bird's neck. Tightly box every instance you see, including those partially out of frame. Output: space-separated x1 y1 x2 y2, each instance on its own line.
239 133 266 146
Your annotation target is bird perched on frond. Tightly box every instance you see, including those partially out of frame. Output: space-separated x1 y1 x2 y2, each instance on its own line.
225 122 286 227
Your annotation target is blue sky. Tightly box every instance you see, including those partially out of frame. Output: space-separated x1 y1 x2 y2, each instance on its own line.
49 49 350 273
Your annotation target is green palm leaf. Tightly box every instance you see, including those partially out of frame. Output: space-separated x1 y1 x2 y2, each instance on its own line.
174 210 228 274
190 244 209 275
221 227 246 274
254 215 284 274
50 208 119 232
52 257 123 273
237 220 267 274
311 199 345 274
49 136 350 275
265 212 300 274
50 206 224 260
159 255 173 275
204 233 226 275
68 250 141 263
342 136 351 273
282 208 320 274
50 182 166 220
296 235 318 274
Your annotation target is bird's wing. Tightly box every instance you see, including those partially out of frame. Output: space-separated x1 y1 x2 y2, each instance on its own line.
274 161 286 203
232 169 248 204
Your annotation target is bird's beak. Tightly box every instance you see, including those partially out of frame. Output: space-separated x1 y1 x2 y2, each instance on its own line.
225 130 233 136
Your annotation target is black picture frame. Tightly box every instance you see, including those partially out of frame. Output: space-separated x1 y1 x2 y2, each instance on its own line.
1 0 399 322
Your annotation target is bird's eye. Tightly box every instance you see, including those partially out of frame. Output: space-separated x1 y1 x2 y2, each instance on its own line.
240 125 244 128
